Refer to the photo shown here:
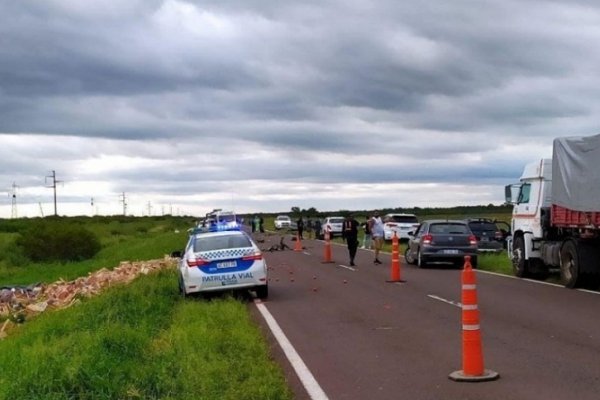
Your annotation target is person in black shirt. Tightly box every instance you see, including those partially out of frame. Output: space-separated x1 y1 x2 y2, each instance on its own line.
314 219 322 239
297 217 305 239
342 214 360 266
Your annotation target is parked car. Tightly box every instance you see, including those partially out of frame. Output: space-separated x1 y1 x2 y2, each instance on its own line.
404 220 478 268
173 225 268 298
383 213 419 240
318 216 344 239
274 215 292 230
465 218 509 253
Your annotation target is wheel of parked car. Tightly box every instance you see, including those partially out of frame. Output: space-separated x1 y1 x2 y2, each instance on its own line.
255 284 269 299
417 249 427 268
404 247 416 265
178 273 187 298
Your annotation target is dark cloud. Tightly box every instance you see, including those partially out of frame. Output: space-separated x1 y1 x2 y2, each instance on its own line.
1 0 599 215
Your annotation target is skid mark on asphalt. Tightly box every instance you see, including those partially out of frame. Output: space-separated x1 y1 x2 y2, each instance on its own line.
254 299 329 400
427 294 462 308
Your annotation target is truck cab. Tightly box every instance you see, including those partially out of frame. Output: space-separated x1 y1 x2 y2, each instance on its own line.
505 159 552 276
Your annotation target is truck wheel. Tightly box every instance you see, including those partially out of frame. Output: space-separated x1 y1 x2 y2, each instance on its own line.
512 236 529 277
560 240 581 288
417 249 427 268
404 247 416 265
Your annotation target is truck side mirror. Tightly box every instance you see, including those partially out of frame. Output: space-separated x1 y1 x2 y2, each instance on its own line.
505 184 522 204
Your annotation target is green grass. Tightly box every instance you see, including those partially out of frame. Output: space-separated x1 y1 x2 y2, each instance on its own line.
0 269 292 400
0 217 191 285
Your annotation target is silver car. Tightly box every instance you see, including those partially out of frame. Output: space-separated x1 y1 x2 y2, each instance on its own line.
404 220 478 268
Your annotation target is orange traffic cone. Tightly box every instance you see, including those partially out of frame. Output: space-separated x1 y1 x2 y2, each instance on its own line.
386 231 405 283
449 256 499 382
294 233 303 252
321 228 334 263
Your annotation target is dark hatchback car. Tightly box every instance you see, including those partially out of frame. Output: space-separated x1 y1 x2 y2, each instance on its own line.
465 218 510 253
404 220 478 268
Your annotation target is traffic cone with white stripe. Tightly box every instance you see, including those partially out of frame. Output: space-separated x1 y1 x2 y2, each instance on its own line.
321 228 334 264
294 233 303 252
386 231 405 283
449 255 499 382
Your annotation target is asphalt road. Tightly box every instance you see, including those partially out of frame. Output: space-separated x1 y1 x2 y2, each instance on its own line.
251 233 600 400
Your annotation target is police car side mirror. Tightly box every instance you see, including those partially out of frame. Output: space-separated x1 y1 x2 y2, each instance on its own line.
170 250 182 258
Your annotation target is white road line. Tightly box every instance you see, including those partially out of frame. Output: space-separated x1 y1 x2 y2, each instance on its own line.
338 264 357 271
303 251 312 256
254 300 329 400
427 294 462 308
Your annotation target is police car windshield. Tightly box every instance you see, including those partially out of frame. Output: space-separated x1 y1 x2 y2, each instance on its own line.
194 233 252 252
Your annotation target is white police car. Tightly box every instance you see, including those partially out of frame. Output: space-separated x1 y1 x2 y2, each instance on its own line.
176 224 268 299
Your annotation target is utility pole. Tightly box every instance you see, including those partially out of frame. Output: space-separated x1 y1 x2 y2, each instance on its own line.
147 201 153 216
119 192 127 216
9 182 18 219
38 202 44 217
45 170 62 216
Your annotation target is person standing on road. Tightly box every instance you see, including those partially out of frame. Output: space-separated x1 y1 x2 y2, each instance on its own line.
342 214 360 266
259 216 265 233
297 216 304 239
370 211 384 264
314 219 322 239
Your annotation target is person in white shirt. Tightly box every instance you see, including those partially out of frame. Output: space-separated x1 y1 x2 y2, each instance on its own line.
369 211 384 264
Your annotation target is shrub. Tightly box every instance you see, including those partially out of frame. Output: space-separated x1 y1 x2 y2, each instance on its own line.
16 222 101 263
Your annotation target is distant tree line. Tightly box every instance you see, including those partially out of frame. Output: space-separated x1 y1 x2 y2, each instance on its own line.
241 204 512 220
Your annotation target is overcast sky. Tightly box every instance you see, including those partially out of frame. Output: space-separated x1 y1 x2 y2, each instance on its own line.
1 0 599 218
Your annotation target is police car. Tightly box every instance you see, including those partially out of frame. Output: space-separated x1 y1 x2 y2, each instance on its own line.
176 223 268 299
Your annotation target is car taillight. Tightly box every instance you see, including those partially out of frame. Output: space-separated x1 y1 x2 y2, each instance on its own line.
187 257 208 267
469 235 477 245
243 252 263 261
495 231 503 240
423 234 433 244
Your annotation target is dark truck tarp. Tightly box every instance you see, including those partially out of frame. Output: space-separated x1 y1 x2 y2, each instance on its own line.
552 133 600 212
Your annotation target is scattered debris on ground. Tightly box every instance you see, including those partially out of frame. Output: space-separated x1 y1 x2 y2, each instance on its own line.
0 257 177 340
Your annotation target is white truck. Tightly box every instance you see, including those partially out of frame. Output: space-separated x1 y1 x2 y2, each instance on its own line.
505 134 600 288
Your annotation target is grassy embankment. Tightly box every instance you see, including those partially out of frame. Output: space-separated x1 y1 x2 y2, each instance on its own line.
0 216 191 285
0 216 292 400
